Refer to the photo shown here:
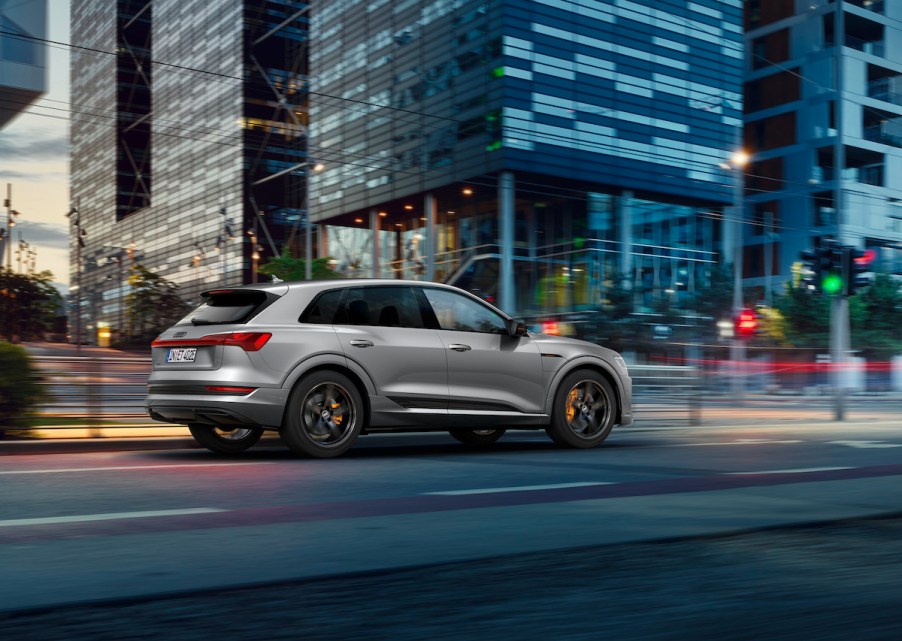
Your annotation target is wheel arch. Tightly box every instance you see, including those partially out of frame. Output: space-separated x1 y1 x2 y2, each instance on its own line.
280 356 373 429
545 359 624 424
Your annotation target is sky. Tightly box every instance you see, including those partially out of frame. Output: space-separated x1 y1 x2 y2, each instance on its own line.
1 0 71 293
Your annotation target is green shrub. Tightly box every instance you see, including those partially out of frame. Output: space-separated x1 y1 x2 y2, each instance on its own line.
0 342 45 436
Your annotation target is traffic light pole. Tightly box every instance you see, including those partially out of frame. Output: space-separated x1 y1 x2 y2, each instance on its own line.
830 294 849 421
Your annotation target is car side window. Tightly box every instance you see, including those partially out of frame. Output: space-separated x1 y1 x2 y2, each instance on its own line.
422 288 508 334
300 289 343 324
336 286 425 329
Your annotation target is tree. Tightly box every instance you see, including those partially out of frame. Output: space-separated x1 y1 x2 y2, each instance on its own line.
692 262 734 324
0 342 45 436
852 273 902 361
586 273 642 352
127 264 192 341
0 268 64 342
258 248 341 281
772 279 831 349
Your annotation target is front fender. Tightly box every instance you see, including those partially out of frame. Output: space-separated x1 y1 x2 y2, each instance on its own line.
543 356 626 415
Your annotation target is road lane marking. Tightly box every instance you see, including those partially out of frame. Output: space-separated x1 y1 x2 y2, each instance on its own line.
424 482 614 496
0 463 272 475
670 439 804 447
0 508 227 528
829 440 902 449
727 467 853 476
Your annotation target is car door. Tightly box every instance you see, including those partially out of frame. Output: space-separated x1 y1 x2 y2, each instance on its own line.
331 285 449 408
419 287 544 414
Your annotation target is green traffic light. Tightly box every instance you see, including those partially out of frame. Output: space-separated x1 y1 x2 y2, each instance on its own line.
822 272 843 295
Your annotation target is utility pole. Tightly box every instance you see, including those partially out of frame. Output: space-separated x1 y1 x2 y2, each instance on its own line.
4 183 22 271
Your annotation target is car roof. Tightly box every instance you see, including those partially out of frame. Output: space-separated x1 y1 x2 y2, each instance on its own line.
205 279 463 295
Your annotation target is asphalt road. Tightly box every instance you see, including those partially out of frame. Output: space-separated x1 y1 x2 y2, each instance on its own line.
2 420 902 640
3 516 902 640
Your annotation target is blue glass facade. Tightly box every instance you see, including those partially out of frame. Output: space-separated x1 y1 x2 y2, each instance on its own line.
309 0 744 315
499 0 743 201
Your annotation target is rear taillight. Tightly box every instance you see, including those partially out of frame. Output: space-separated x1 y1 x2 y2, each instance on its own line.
217 332 272 351
152 332 272 352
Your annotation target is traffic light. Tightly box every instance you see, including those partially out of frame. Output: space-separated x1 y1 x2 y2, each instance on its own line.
800 242 842 294
735 308 758 339
819 241 844 295
800 248 821 291
842 247 874 296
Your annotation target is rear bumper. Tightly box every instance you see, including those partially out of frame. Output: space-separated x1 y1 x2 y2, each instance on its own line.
146 387 289 430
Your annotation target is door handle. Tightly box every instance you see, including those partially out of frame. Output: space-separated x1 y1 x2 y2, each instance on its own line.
448 344 471 352
349 339 374 348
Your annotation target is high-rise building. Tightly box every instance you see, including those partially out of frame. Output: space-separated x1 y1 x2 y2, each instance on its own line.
744 0 902 300
309 0 744 317
69 0 309 343
0 0 46 129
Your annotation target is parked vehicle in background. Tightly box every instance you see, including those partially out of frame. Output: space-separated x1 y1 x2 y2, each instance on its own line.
146 280 632 457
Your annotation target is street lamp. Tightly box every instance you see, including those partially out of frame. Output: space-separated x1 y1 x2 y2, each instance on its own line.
108 253 125 344
721 149 749 400
66 203 87 353
305 161 325 280
248 228 262 283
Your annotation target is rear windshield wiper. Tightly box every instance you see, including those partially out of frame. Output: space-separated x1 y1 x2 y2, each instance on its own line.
191 318 225 326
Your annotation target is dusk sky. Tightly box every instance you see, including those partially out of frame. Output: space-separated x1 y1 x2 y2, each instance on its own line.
1 0 71 293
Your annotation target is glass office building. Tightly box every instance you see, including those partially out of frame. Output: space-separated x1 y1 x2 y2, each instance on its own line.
309 0 744 316
744 0 902 298
69 0 309 342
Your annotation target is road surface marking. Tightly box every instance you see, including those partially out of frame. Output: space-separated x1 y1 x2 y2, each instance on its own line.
671 439 804 447
0 463 272 475
424 482 614 496
829 440 902 449
0 508 227 528
727 467 853 476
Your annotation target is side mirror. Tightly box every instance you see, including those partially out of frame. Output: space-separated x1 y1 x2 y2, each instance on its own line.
507 319 528 337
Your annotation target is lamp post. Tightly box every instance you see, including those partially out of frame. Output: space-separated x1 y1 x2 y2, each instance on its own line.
66 203 86 354
721 150 749 400
109 253 124 343
3 183 22 271
305 161 325 280
248 227 261 283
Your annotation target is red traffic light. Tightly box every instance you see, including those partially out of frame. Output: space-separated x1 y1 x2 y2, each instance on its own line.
735 308 758 338
855 249 876 266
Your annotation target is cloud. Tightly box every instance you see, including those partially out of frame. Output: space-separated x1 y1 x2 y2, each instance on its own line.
8 219 70 250
0 169 34 180
0 131 69 160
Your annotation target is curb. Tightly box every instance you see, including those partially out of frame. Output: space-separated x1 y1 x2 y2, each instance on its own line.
0 437 203 456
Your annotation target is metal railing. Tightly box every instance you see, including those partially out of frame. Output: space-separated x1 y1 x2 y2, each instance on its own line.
6 356 704 437
629 364 702 426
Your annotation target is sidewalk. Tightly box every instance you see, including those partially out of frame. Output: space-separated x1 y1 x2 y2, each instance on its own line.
21 341 151 359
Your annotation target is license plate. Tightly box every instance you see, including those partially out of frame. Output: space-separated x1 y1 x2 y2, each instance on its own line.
167 347 197 363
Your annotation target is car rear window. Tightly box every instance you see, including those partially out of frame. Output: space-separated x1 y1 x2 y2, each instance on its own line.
175 290 271 326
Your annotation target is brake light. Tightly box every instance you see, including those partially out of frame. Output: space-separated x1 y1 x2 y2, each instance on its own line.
205 386 256 394
219 332 272 351
152 332 272 351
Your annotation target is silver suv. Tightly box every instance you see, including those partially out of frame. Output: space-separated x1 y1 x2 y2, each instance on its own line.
147 280 632 457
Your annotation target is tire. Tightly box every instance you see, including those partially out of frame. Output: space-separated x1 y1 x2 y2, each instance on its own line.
449 428 506 446
545 370 616 449
281 371 364 458
188 424 263 454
